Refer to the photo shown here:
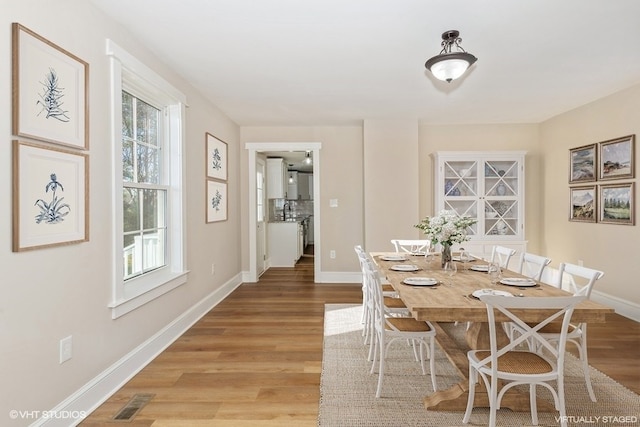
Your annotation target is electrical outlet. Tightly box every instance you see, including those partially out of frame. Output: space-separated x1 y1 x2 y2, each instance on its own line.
577 259 584 267
59 336 72 364
330 250 336 259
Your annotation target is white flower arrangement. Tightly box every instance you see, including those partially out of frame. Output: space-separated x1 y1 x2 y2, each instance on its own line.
414 210 477 247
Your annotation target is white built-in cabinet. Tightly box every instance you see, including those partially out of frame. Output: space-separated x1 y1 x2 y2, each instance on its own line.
266 158 288 199
287 171 298 199
431 151 527 259
268 222 303 267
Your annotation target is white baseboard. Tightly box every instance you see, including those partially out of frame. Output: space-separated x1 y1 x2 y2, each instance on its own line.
315 271 361 283
591 290 640 322
33 273 243 427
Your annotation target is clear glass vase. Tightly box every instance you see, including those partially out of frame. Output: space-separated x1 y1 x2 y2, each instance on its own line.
441 243 452 268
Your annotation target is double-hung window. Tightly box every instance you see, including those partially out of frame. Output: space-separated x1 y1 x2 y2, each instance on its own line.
107 40 188 318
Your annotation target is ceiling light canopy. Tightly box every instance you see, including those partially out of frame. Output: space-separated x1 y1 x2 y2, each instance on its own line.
425 30 477 83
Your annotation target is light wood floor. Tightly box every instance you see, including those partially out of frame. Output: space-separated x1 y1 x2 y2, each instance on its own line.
81 256 639 425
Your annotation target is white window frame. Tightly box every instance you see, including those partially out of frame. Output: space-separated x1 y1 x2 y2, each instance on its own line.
107 40 188 318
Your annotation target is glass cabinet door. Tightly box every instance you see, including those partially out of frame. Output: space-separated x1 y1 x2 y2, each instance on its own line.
442 160 479 237
483 160 519 237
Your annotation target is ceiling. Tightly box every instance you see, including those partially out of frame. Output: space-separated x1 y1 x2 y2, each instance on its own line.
89 0 640 126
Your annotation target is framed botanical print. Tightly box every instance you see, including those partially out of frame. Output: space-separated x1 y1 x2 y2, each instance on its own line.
599 135 635 180
206 133 228 181
12 23 89 150
599 183 634 225
569 186 596 223
206 179 228 223
13 140 89 251
569 144 597 183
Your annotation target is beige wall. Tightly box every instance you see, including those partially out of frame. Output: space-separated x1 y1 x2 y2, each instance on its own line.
240 126 364 272
418 124 542 252
1 0 240 418
363 120 420 250
539 83 640 307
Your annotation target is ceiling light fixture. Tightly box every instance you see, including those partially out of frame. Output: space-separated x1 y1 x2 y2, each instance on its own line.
425 30 477 83
304 151 312 165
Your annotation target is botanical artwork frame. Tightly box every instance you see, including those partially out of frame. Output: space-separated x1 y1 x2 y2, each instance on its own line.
206 133 228 181
13 140 89 251
12 23 89 150
569 185 597 223
599 182 635 225
206 179 228 223
599 135 635 181
569 143 597 183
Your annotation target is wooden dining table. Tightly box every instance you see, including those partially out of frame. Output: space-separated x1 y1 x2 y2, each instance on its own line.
370 251 614 413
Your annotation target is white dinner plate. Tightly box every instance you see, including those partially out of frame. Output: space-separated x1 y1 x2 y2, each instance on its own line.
472 289 513 298
390 264 420 272
452 256 475 262
470 265 490 272
380 255 407 261
500 278 537 287
410 251 427 256
403 277 438 286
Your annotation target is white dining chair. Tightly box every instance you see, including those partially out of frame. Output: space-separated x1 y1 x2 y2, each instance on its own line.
363 257 438 397
463 294 586 427
390 239 431 255
517 252 552 281
542 262 604 402
354 246 408 352
489 245 516 270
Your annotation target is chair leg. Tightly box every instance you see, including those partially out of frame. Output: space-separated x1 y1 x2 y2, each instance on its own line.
578 333 597 402
429 337 437 391
529 384 538 426
375 341 388 398
462 366 476 424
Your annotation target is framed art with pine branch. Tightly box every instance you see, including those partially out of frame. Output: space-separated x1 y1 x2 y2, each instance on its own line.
12 23 89 150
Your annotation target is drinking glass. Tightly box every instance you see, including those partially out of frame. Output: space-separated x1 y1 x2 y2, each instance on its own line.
443 261 457 285
488 262 501 286
459 248 471 270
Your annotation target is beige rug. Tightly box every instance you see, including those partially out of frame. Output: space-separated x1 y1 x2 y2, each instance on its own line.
318 304 640 427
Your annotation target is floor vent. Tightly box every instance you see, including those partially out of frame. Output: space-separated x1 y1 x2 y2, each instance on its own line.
112 393 154 422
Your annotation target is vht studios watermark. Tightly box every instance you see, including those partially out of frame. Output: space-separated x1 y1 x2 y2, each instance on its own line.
556 415 639 425
9 410 87 420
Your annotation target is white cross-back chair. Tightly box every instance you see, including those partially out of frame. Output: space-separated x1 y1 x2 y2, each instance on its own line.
390 239 431 255
489 245 517 269
463 295 586 427
354 246 408 351
363 257 438 397
517 252 552 281
537 262 604 402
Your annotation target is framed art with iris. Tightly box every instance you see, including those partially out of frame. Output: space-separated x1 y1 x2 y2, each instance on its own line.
13 140 89 251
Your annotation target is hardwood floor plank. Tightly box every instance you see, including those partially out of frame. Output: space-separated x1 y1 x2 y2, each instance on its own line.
81 258 639 425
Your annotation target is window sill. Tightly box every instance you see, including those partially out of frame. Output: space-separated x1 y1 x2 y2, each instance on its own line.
109 270 189 319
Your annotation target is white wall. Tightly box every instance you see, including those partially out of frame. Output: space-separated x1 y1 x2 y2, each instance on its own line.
1 0 241 423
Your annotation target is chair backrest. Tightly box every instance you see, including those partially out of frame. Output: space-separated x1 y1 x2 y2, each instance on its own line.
391 239 430 254
556 262 604 298
489 245 517 269
479 295 586 372
518 252 552 281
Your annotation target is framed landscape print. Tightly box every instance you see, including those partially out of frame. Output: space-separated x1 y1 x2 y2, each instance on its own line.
12 23 89 150
599 183 634 225
206 133 228 181
569 186 596 223
599 135 635 180
13 140 89 251
569 144 597 183
206 179 228 223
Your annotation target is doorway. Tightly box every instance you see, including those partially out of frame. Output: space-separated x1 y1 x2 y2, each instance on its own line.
246 142 321 283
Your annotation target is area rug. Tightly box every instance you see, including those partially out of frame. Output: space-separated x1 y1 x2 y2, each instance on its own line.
318 304 640 427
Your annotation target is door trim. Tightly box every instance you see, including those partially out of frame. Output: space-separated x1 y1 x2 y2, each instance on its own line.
245 142 321 282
